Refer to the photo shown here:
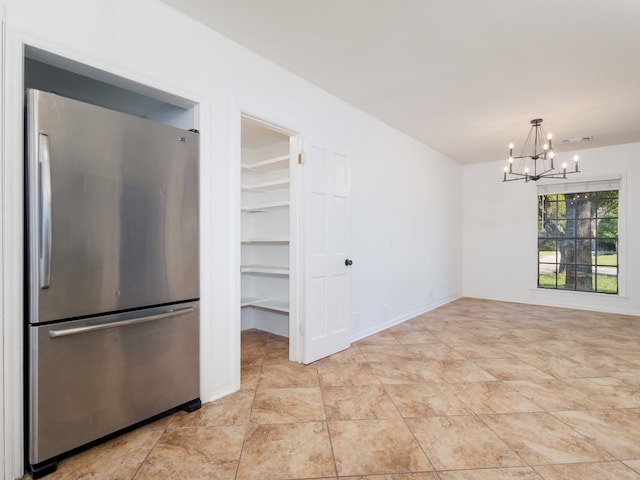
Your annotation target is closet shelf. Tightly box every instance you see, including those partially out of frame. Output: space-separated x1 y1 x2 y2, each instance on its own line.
241 238 289 244
241 297 289 313
241 264 289 275
241 200 289 212
241 178 289 192
241 154 289 172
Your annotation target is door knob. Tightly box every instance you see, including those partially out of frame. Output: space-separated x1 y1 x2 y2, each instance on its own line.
345 259 353 266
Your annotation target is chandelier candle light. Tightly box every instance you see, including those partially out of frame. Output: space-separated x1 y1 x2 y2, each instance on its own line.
503 118 580 182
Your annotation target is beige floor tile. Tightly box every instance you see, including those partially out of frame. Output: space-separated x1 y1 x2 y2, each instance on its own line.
241 346 265 368
407 415 523 470
625 460 640 474
504 378 599 410
451 381 543 414
480 412 614 464
430 331 484 345
263 344 292 364
534 461 640 479
170 389 254 427
385 383 470 417
315 346 368 365
551 409 640 459
563 377 640 408
317 361 380 386
422 359 497 383
369 361 441 384
329 419 432 476
511 328 558 342
341 474 438 480
403 343 465 361
356 330 402 345
42 424 163 480
473 357 553 381
502 341 557 357
322 385 400 420
251 387 325 423
359 344 417 363
438 467 543 479
512 354 604 378
241 365 261 389
266 333 289 349
446 343 513 359
569 354 640 375
540 340 605 358
258 362 319 389
616 355 640 367
391 330 442 345
134 426 246 480
237 422 335 479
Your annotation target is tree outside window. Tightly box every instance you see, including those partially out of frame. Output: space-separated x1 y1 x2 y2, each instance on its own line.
538 190 618 294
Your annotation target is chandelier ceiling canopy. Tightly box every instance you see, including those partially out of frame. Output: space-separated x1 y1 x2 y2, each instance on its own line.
503 118 580 182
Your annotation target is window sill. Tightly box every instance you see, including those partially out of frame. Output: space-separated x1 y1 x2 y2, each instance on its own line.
529 287 629 301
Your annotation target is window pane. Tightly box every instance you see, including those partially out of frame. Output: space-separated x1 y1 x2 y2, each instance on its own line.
576 239 592 259
575 264 594 292
555 219 567 236
538 239 556 256
542 198 558 219
597 218 618 237
596 275 618 294
597 192 618 217
539 220 554 236
596 239 617 256
538 273 558 289
597 190 618 199
577 219 594 238
557 199 567 219
576 199 595 218
560 265 574 290
559 239 575 262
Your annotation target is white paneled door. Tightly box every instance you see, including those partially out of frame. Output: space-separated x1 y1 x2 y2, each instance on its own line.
302 145 351 364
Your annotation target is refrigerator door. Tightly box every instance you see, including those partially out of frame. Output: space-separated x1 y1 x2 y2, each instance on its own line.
29 301 200 464
26 89 199 324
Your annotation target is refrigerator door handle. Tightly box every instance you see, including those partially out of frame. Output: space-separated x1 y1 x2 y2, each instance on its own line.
48 306 194 338
39 133 52 289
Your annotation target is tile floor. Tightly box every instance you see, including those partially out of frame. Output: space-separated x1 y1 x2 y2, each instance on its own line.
25 298 640 479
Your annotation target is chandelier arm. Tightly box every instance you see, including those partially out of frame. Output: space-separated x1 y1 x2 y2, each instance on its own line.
536 167 557 176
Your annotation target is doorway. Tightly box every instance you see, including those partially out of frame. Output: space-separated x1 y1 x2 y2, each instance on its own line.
239 115 299 372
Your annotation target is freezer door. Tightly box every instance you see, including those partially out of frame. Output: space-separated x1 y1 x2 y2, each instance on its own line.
26 89 199 323
29 302 200 465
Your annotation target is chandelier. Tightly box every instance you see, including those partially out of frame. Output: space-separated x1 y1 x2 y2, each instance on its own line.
503 118 580 182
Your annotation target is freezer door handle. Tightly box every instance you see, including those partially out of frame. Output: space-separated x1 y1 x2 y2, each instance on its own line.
48 306 194 338
39 133 52 289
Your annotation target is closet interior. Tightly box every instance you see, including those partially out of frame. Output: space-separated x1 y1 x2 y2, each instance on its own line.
240 117 292 339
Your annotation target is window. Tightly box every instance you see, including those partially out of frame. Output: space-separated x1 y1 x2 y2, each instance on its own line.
538 189 618 294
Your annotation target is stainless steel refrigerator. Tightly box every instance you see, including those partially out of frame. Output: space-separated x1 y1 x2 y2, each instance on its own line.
25 89 200 477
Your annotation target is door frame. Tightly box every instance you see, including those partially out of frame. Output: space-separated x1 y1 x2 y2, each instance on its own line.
234 102 304 363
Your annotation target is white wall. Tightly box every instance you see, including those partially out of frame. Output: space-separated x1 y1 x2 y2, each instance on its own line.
463 142 640 316
0 0 462 477
349 122 462 339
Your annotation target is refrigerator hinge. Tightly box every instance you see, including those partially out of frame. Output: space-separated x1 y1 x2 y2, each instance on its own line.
298 152 304 165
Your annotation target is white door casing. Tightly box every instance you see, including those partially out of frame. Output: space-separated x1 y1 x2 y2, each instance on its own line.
302 145 350 364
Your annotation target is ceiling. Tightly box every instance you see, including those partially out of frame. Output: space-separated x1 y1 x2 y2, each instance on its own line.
159 0 640 165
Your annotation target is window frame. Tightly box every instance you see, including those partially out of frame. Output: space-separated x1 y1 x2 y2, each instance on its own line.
535 176 624 297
